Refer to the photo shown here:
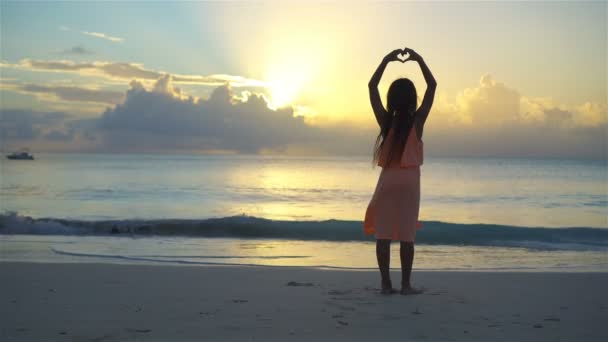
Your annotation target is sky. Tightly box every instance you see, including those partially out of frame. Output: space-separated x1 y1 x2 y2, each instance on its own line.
0 1 606 159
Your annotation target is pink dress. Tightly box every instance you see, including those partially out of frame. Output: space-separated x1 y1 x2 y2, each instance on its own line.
363 124 424 242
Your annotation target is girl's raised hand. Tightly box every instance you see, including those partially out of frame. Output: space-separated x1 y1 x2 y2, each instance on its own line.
402 47 422 62
384 49 405 63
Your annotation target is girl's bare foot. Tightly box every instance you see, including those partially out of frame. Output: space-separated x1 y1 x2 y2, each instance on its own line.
381 287 398 295
400 286 424 295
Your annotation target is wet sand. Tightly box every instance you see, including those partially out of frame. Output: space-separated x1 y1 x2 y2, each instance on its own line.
1 262 606 341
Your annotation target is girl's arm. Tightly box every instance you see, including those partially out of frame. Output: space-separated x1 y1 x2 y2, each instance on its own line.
369 49 402 127
404 48 437 128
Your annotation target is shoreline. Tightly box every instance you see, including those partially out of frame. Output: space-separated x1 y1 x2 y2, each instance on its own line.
2 259 608 273
2 262 607 341
3 234 607 272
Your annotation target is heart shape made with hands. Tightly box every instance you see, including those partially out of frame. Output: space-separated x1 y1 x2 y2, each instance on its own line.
397 51 411 63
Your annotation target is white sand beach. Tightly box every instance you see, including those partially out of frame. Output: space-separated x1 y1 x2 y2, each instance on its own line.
1 262 606 341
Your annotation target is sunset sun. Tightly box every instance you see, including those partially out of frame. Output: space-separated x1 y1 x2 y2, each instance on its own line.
267 78 301 109
265 59 312 109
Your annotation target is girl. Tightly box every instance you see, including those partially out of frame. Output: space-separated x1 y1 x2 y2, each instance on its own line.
364 47 436 295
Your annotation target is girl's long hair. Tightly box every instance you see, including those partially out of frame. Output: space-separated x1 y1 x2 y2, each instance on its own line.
373 78 418 165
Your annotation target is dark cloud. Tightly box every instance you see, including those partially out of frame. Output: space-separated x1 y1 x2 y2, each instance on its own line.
97 62 160 80
61 45 94 55
0 109 68 141
543 108 574 128
2 59 265 87
18 83 124 104
424 115 607 160
44 129 75 141
95 75 329 153
0 109 99 152
24 59 95 71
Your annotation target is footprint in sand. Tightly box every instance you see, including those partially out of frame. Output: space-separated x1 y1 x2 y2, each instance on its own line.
331 296 368 302
286 281 315 287
544 317 560 322
354 301 377 306
324 300 356 312
256 316 273 322
135 329 151 333
199 309 220 317
88 333 116 342
328 289 352 296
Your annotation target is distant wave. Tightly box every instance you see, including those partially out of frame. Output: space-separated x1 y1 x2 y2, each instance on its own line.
1 212 607 251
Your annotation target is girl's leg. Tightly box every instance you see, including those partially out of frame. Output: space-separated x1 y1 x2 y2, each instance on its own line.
400 241 423 294
376 239 393 293
399 241 414 288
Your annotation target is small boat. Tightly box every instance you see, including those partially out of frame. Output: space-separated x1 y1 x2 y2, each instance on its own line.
6 149 34 160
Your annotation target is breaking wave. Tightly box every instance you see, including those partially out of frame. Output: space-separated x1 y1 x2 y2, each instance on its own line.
1 212 607 251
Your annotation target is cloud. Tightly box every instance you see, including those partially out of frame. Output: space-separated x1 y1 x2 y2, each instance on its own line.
44 129 75 141
94 75 331 153
427 73 607 159
60 45 94 55
435 73 607 129
571 102 607 128
455 74 521 126
1 72 605 159
0 59 267 87
1 81 124 105
57 25 124 43
0 109 68 141
0 109 100 151
81 31 124 43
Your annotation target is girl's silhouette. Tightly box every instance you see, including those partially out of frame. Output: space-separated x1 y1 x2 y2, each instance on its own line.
364 47 436 295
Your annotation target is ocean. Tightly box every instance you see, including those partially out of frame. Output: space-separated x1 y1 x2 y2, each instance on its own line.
1 153 607 271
